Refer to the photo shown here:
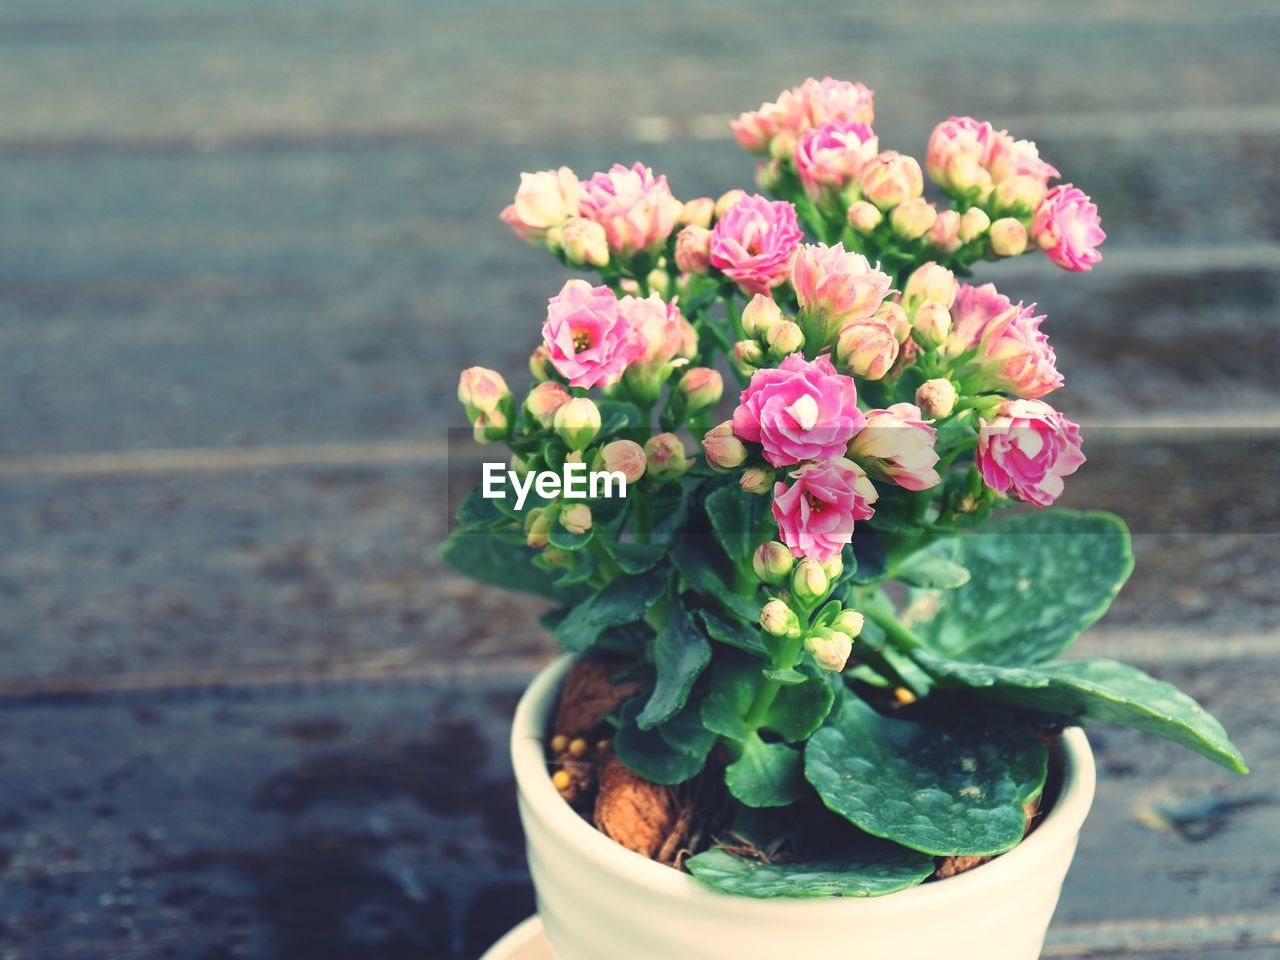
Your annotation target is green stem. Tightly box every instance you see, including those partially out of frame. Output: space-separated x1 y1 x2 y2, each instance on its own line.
861 600 925 652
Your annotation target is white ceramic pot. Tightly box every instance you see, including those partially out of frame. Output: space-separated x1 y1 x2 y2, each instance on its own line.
512 655 1096 960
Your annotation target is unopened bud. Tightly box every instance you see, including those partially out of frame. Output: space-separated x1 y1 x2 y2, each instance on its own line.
805 629 853 672
680 197 715 229
835 319 899 380
677 315 699 360
833 609 865 638
561 217 609 268
872 301 912 344
541 546 568 568
766 320 805 359
993 175 1047 216
473 410 509 443
529 346 553 382
846 200 883 234
715 189 747 220
553 397 601 451
646 268 669 294
741 294 783 339
929 209 962 254
753 541 794 584
732 339 766 376
701 420 748 470
913 301 952 349
739 466 773 495
678 367 723 414
916 378 958 418
525 381 572 428
597 439 646 483
510 453 532 479
674 225 712 274
644 433 690 481
761 599 801 638
890 198 937 241
560 503 592 536
768 131 797 161
858 151 924 211
755 158 784 192
525 508 551 549
792 558 830 603
458 367 510 417
821 553 843 582
902 262 959 313
958 207 991 244
989 217 1028 257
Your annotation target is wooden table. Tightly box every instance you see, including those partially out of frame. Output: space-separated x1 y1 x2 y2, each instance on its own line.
1 1 1277 956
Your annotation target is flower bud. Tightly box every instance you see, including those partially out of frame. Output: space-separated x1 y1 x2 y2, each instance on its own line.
714 189 747 220
597 439 646 484
561 217 609 268
741 293 783 339
731 339 766 376
674 225 712 275
560 503 593 536
510 453 532 479
768 131 797 161
755 158 784 192
916 378 959 419
644 433 689 481
805 629 853 672
564 449 584 465
858 151 924 211
740 466 773 495
541 546 568 568
678 198 713 229
993 175 1047 216
902 262 959 313
792 558 830 604
958 207 991 244
872 301 912 344
846 199 883 234
913 301 953 348
524 381 572 428
765 320 805 359
989 217 1029 257
458 367 510 417
529 345 553 382
929 209 962 254
678 367 723 414
835 319 899 380
761 599 801 639
833 609 865 638
646 267 670 294
753 541 794 584
890 198 937 241
553 397 601 451
472 410 509 443
701 420 748 469
821 553 844 582
525 508 551 549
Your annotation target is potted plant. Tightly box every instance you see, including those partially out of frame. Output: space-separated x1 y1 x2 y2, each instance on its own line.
445 78 1248 960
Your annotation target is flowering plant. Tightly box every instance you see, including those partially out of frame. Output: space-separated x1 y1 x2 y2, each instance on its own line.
446 80 1246 898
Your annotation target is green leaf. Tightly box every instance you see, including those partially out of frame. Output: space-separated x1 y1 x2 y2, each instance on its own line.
549 548 595 586
440 530 576 602
605 539 668 574
636 602 713 729
764 674 835 741
547 523 593 551
705 483 771 570
670 541 761 622
614 698 707 785
805 697 1048 856
596 400 644 436
726 736 807 808
699 609 768 658
905 511 1133 665
762 667 807 686
848 532 888 586
913 651 1249 774
892 540 970 589
553 572 666 653
700 656 832 743
456 488 511 531
685 840 934 899
657 699 720 761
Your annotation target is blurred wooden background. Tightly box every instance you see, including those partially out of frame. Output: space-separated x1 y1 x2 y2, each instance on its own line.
1 1 1278 957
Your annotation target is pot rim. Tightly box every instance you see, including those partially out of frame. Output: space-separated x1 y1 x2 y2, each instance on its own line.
513 653 1095 914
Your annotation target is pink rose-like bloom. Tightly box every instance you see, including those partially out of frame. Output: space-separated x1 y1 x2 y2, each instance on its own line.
792 242 892 343
732 354 865 468
1032 184 1105 272
926 117 993 192
847 403 941 492
977 399 1084 507
542 279 640 389
619 293 684 371
773 458 878 563
578 163 681 260
945 283 1063 400
732 78 874 155
675 224 712 274
985 131 1060 185
794 120 880 202
710 195 803 295
499 167 580 244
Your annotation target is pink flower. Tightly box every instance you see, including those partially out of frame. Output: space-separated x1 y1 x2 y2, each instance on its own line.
773 458 877 563
945 283 1063 400
620 293 684 370
732 354 865 468
499 167 580 244
791 243 892 346
985 131 1059 185
732 78 875 156
1032 184 1105 271
858 151 924 211
794 120 880 202
926 117 993 193
709 195 803 295
578 163 681 260
542 279 640 389
977 399 1084 507
847 403 940 492
801 77 876 129
674 224 712 274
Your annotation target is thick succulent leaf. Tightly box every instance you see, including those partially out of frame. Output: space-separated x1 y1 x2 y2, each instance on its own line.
904 511 1133 665
605 539 668 574
913 651 1249 774
657 698 720 761
614 698 706 785
726 736 807 808
764 675 835 741
892 540 970 589
547 524 593 551
553 572 666 653
686 841 934 898
671 541 761 622
805 697 1048 856
705 483 772 571
636 602 712 729
700 656 834 743
440 531 578 602
698 609 768 658
455 488 512 531
848 532 888 585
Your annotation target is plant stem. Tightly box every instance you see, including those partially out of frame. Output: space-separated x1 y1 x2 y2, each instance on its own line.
861 600 925 652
